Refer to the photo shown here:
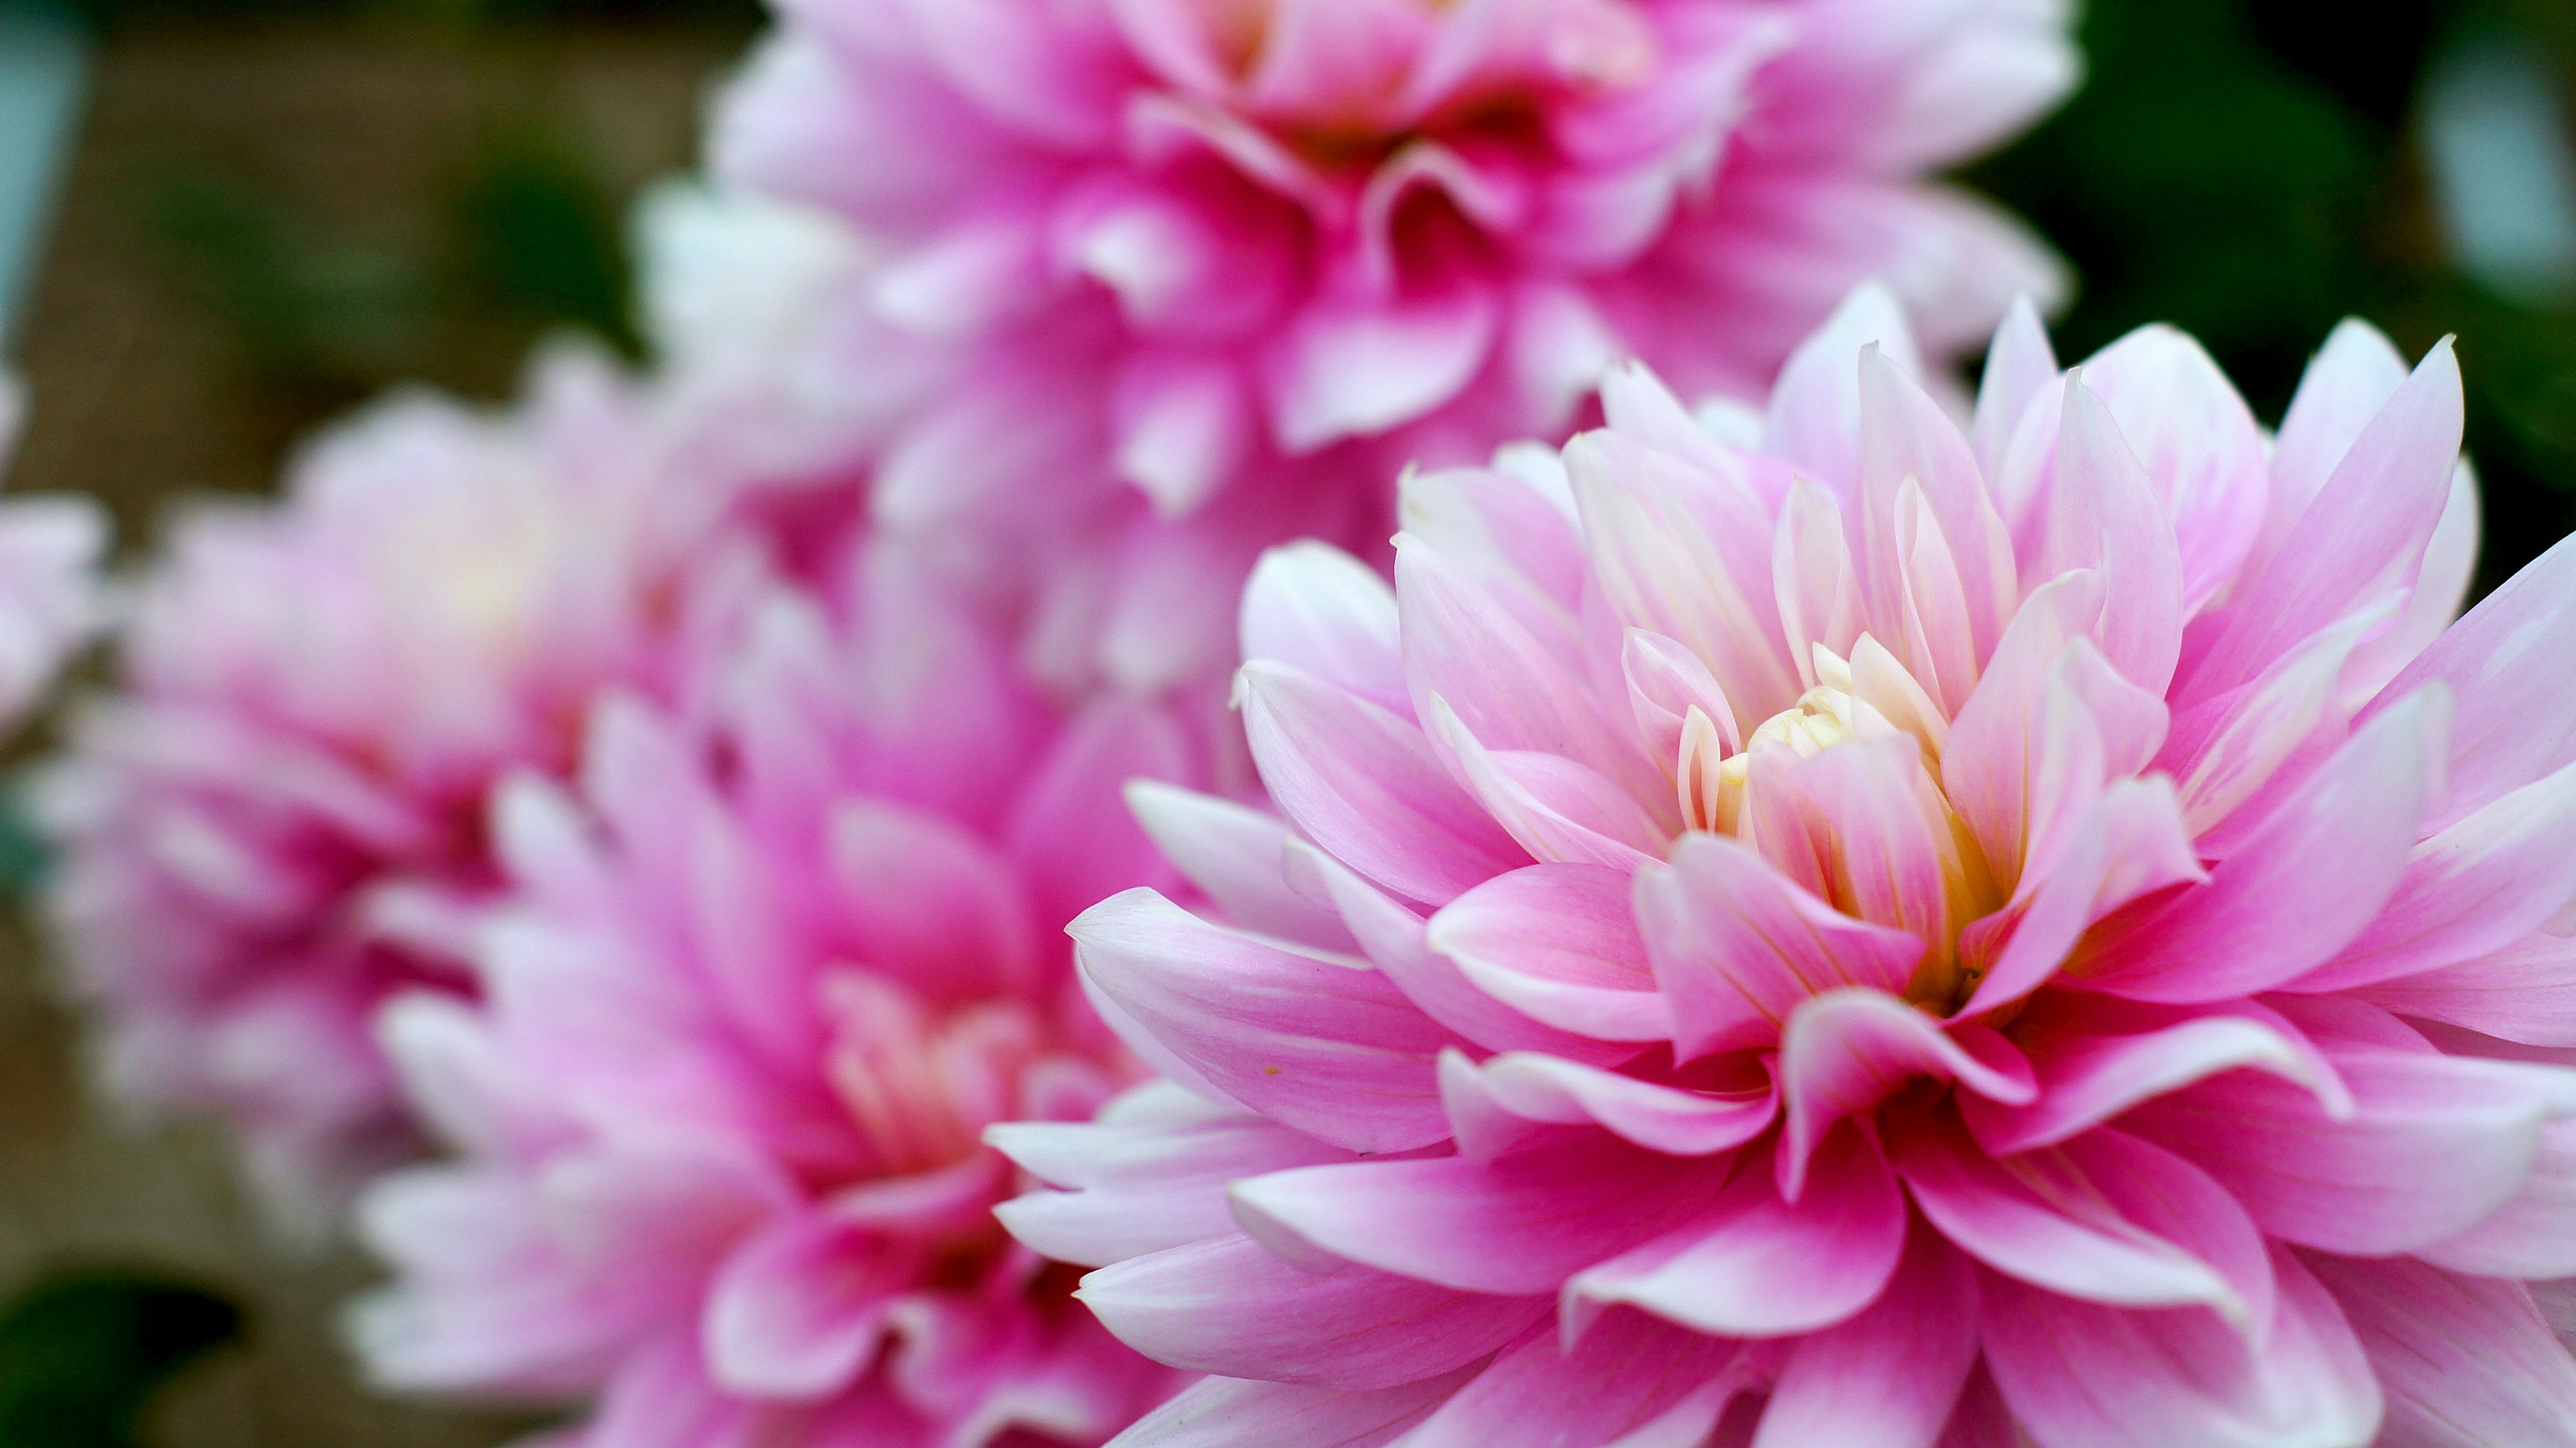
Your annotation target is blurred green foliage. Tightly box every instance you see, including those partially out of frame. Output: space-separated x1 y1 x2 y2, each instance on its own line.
0 1272 238 1448
1976 0 2576 592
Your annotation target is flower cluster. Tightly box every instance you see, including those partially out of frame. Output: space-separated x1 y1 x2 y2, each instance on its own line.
994 293 2576 1445
352 549 1191 1443
36 352 684 1221
706 0 2078 696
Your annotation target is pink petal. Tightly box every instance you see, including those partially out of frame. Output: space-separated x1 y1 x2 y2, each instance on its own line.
1440 1048 1776 1158
1426 697 1666 868
1229 1135 1727 1296
1980 1247 2381 1448
1563 1121 1904 1339
1772 477 1866 682
1239 540 1404 709
1111 353 1251 517
1637 835 1926 1062
1894 1118 2269 1324
1853 345 2019 666
2025 377 2188 692
2182 340 2463 705
2157 601 2386 839
2076 690 2443 1003
2416 1117 2576 1279
825 798 1038 1004
1970 296 2058 484
1762 282 1923 490
1069 888 1453 1153
1005 695 1195 931
1778 990 2033 1194
991 1101 1350 1267
2123 1044 2576 1255
1125 782 1358 953
1399 1312 1745 1448
1298 844 1635 1062
2351 931 2576 1048
2076 325 2271 615
1750 1221 1980 1448
1112 1369 1479 1448
1962 994 2347 1155
702 1210 897 1400
1077 1232 1544 1391
1562 428 1800 725
2257 319 2412 576
1237 660 1526 907
1426 862 1670 1044
2304 1253 2576 1445
1268 287 1499 452
2368 528 2576 832
2292 758 2576 992
1954 776 2203 1017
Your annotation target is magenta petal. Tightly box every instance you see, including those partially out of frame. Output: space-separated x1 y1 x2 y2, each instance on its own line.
701 1210 896 1400
1069 889 1453 1153
2306 1253 2576 1445
1230 1136 1725 1296
1564 1121 1904 1339
1237 660 1526 907
1399 1312 1746 1448
1427 862 1670 1044
1639 834 1927 1063
1442 1049 1776 1158
1777 989 2033 1192
2078 690 2442 1004
1749 1221 1979 1448
1110 1369 1479 1448
1962 995 2345 1155
1895 1117 2265 1322
1077 1233 1544 1391
1980 1247 2381 1448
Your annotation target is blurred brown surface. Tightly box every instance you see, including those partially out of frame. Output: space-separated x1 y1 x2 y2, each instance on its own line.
2 15 742 1444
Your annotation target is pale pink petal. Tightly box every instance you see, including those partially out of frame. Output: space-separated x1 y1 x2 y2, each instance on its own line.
1110 1369 1479 1448
2075 325 2270 614
1778 990 2033 1192
2351 931 2576 1047
1230 1136 1726 1296
1440 1047 1776 1158
1968 295 2057 484
1762 282 1923 489
1237 660 1527 906
1954 776 2203 1017
1980 1247 2381 1448
1268 287 1500 452
1078 1233 1544 1390
1125 782 1358 952
2078 690 2443 1003
702 1210 897 1400
1426 696 1665 868
1398 1312 1743 1448
2416 1117 2576 1280
2305 1253 2576 1447
1239 541 1405 709
1426 862 1668 1043
2258 318 2412 576
1069 888 1454 1153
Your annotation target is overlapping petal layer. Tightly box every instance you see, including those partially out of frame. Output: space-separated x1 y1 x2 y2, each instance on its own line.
1000 290 2576 1445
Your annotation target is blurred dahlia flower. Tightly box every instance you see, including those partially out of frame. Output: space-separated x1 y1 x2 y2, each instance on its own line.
996 289 2576 1445
0 373 108 727
351 554 1191 1445
706 0 2076 696
36 352 684 1223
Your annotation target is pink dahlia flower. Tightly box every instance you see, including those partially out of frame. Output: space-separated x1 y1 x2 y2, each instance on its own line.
36 350 685 1223
998 288 2576 1445
0 372 108 727
350 552 1191 1445
707 0 2076 697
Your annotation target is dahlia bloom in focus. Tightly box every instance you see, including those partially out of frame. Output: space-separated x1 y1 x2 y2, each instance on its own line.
710 0 2075 697
36 352 676 1221
0 372 108 727
998 289 2576 1445
351 552 1191 1444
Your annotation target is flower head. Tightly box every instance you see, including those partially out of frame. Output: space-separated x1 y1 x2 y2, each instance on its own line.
706 0 2076 697
999 289 2576 1445
37 351 680 1222
350 548 1195 1443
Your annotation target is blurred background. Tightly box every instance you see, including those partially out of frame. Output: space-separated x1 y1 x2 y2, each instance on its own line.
0 0 2570 1441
